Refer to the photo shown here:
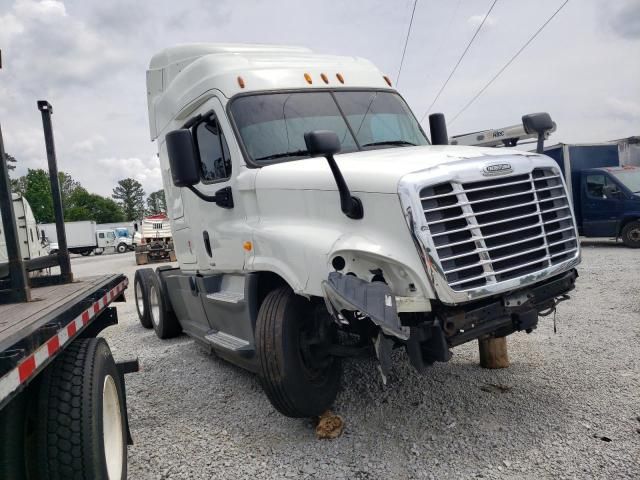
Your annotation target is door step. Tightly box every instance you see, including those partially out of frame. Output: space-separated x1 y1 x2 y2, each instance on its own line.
205 331 253 355
205 291 244 304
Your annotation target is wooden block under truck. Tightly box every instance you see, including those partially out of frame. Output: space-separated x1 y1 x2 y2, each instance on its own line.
0 100 138 479
133 214 176 265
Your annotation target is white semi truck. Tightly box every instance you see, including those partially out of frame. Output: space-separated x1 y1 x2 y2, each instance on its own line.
0 194 49 265
135 44 580 418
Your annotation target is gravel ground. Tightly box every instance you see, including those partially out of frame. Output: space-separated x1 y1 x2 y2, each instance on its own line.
69 239 640 479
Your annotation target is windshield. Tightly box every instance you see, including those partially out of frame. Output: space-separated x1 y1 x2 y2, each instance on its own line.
611 169 640 193
229 90 429 163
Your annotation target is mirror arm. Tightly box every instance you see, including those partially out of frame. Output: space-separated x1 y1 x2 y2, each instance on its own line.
325 154 363 220
186 185 234 209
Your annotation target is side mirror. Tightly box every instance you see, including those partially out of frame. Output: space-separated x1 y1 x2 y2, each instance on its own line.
304 130 362 219
522 112 555 154
304 130 341 157
428 113 449 145
166 129 200 187
603 184 621 199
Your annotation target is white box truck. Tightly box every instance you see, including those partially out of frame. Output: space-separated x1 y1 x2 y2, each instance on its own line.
41 221 116 256
135 44 580 418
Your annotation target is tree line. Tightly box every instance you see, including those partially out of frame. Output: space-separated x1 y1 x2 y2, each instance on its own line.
6 152 166 224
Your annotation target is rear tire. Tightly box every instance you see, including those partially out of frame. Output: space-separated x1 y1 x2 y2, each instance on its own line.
134 269 155 329
147 274 181 339
621 221 640 248
37 338 127 480
255 287 341 418
80 250 90 256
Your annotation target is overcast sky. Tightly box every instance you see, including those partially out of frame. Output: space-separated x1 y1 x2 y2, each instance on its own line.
1 0 638 197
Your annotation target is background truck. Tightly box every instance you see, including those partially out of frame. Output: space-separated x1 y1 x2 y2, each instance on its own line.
136 43 579 418
0 100 137 478
42 221 122 255
544 143 640 247
133 213 175 265
98 223 136 253
0 193 49 268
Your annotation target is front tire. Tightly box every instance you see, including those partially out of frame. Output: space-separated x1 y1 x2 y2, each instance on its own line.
116 243 128 254
621 221 640 248
37 338 127 480
255 287 341 418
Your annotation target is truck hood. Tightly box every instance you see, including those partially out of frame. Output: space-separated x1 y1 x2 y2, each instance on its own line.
254 145 538 193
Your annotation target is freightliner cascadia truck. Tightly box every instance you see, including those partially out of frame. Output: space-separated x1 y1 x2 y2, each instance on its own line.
135 44 580 418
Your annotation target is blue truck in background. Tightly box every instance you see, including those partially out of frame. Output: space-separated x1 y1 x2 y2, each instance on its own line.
544 140 640 247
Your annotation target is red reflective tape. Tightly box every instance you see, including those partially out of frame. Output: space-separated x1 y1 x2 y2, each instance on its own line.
68 321 77 337
103 294 108 305
47 336 60 356
18 356 36 383
93 302 100 314
82 310 90 325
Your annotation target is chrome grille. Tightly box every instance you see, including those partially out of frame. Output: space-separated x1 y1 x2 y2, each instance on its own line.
420 168 578 291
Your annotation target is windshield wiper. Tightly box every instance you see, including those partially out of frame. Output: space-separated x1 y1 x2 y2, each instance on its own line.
254 150 309 161
361 140 416 148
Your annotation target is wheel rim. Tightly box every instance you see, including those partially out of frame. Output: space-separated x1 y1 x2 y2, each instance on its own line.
135 281 144 316
102 375 124 480
298 310 334 382
629 227 640 242
149 285 160 328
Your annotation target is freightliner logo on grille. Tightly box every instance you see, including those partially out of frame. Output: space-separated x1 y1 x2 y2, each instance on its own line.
482 162 513 176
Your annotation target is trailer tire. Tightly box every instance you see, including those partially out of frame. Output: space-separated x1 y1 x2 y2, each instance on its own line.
621 220 640 248
147 273 181 339
37 338 127 480
116 243 128 254
134 269 155 329
80 250 90 256
255 287 341 418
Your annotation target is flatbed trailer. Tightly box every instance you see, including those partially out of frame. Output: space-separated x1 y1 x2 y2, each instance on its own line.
0 100 137 479
0 274 128 410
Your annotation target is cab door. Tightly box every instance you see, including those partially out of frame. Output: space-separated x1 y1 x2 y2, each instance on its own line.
185 97 249 272
582 173 622 237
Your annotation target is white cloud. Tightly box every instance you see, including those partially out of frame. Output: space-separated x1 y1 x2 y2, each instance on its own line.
467 14 497 29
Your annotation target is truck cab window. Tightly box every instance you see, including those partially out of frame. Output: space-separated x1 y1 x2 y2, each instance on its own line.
195 119 232 182
586 175 609 198
333 91 428 149
98 232 105 239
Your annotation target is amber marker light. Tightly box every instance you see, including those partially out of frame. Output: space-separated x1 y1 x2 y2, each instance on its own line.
304 73 313 84
243 241 253 251
336 73 345 84
383 75 392 87
320 73 329 84
237 76 245 88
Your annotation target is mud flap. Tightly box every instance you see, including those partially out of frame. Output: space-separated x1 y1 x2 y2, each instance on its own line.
405 323 451 372
321 272 409 340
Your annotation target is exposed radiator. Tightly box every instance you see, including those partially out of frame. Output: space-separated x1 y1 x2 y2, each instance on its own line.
419 168 578 291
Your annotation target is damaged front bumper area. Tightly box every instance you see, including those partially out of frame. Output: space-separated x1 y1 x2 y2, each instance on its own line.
322 268 578 372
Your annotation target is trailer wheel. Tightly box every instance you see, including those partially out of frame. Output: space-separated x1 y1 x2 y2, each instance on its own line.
116 243 128 254
621 221 640 248
37 338 127 480
255 287 341 418
134 268 155 329
147 273 181 339
80 250 91 256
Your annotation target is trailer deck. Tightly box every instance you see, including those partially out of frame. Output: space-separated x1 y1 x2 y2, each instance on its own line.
0 274 128 409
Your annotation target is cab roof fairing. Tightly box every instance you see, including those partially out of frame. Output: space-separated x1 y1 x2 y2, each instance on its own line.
146 45 391 141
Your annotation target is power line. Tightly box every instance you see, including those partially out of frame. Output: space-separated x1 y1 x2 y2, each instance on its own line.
395 0 419 87
420 0 498 122
449 0 570 125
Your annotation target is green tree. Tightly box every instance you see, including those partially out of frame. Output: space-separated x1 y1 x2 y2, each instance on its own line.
4 152 17 171
112 178 145 221
146 189 166 214
22 169 54 223
58 171 82 211
67 188 125 223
